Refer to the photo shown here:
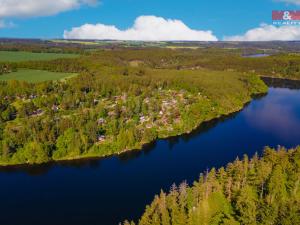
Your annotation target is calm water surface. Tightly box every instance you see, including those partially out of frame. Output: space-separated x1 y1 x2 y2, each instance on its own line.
243 53 270 58
1 87 300 225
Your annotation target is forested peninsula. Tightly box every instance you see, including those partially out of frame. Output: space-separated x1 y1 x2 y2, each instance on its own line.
124 147 300 225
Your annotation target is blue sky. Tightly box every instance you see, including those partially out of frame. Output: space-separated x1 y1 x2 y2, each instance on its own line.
0 0 299 40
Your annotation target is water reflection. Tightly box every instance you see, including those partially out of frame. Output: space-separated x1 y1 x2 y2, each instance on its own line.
261 76 300 89
0 163 53 176
0 155 103 175
243 53 270 58
244 88 300 142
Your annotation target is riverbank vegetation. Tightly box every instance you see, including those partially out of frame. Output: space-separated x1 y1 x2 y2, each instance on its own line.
125 147 300 225
0 66 267 165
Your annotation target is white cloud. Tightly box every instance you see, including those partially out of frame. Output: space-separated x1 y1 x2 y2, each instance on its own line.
0 0 99 18
224 24 300 41
63 15 218 41
275 0 300 5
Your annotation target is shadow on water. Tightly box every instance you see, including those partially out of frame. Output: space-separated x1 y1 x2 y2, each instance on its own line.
118 141 157 162
0 163 53 176
0 155 103 175
261 76 300 89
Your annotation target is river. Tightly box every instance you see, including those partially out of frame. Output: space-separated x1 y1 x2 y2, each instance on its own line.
1 83 300 225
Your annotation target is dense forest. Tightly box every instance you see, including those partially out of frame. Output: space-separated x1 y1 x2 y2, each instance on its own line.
2 42 300 166
74 48 300 80
125 147 300 225
0 66 266 165
16 47 299 79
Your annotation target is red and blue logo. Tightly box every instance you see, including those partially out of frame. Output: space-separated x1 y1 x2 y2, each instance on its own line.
272 11 300 25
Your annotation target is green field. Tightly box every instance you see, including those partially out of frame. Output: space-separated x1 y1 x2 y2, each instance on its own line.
0 51 78 62
0 69 78 83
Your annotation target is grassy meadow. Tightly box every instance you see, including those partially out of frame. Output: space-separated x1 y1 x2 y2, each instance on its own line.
0 51 78 62
0 69 78 83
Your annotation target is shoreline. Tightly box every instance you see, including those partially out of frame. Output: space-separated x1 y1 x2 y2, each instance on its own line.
0 90 267 169
260 76 300 90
